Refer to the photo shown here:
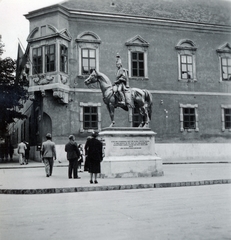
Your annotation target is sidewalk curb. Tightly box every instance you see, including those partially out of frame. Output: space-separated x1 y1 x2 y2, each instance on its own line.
1 162 231 170
1 179 231 195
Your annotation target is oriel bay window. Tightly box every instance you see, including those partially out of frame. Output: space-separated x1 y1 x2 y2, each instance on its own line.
82 49 96 75
32 43 69 75
32 47 43 74
45 44 55 72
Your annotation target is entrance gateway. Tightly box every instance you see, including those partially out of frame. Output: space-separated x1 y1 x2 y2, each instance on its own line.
99 128 163 178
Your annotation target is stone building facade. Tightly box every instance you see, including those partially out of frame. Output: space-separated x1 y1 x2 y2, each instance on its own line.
9 0 231 162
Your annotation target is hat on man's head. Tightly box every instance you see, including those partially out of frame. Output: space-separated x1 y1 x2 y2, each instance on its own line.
91 131 99 138
46 133 52 139
69 135 75 140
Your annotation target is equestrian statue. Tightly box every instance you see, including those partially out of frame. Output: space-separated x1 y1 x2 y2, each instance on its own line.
84 54 152 128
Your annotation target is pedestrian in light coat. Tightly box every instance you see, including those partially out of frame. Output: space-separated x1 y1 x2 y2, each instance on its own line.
17 140 27 165
41 133 56 177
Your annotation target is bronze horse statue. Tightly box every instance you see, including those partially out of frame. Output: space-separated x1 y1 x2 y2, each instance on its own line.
84 70 152 128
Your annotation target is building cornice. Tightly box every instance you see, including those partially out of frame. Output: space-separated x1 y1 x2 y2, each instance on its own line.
24 5 231 34
67 10 231 33
69 88 231 97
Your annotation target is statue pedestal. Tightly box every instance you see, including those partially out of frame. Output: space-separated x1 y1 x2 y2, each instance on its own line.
99 127 163 178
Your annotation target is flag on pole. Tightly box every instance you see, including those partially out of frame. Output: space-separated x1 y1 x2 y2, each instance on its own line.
16 43 27 83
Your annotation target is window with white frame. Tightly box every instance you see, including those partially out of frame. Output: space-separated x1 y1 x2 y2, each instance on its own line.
76 31 101 76
45 44 55 72
81 48 96 75
79 102 101 132
221 57 231 81
180 104 199 132
32 47 43 74
217 43 231 82
175 39 197 81
60 44 68 73
126 35 149 79
131 52 144 77
221 105 231 131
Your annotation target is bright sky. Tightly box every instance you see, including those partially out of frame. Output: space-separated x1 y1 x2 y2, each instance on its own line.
0 0 63 59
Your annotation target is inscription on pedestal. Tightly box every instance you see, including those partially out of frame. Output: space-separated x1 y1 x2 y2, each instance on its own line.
112 140 149 150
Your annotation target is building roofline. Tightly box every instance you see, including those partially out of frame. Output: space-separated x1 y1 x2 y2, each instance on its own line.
24 1 231 32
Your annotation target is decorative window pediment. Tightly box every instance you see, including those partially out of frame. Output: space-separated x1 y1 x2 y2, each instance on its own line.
27 27 39 40
76 31 101 44
175 39 197 51
59 29 72 40
125 35 149 47
216 43 231 54
27 25 72 42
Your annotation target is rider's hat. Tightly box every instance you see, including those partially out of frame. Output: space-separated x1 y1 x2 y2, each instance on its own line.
116 57 122 65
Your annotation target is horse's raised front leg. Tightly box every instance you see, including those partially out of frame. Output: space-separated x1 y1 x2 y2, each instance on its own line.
107 103 115 127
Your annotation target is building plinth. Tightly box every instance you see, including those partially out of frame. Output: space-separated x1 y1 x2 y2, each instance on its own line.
99 127 163 178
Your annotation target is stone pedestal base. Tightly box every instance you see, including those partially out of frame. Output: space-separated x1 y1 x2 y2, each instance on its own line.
99 127 163 178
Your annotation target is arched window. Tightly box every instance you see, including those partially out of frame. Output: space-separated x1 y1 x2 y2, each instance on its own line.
76 32 101 76
216 43 231 82
175 39 197 82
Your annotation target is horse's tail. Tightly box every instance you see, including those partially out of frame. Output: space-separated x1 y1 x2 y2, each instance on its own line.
143 89 153 120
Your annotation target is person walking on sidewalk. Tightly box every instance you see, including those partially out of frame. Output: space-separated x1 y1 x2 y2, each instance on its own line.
23 140 30 164
41 133 56 177
65 135 81 179
84 131 103 184
17 140 27 165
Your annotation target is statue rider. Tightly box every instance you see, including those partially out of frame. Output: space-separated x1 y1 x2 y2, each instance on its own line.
114 53 129 106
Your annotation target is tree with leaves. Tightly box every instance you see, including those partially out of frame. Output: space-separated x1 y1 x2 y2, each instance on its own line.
0 35 27 137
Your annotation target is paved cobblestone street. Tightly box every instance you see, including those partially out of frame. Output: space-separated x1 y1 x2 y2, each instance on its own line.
1 184 231 240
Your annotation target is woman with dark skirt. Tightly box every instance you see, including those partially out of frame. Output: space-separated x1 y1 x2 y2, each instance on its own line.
84 131 103 184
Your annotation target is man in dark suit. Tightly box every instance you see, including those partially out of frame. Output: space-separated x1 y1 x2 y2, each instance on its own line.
41 133 56 177
65 135 81 179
